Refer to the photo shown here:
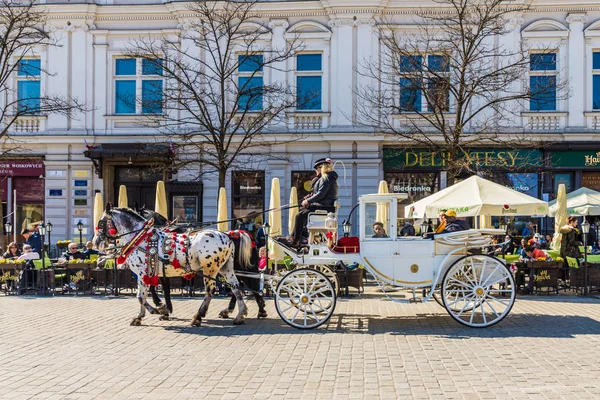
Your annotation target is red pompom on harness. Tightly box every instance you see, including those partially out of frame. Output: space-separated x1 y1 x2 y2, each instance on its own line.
142 274 160 287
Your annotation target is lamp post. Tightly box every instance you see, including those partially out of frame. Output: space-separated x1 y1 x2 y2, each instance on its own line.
581 219 590 296
420 220 429 236
46 222 53 258
499 219 508 234
77 220 84 249
342 220 352 237
4 220 12 236
38 223 47 296
263 222 271 275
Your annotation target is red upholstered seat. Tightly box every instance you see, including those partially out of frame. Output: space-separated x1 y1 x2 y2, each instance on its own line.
332 236 360 253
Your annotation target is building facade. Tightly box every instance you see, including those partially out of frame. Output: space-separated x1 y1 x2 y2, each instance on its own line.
3 0 600 243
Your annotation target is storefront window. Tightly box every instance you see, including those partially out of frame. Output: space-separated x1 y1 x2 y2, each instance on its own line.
232 171 265 234
554 173 572 195
384 172 439 219
172 196 198 223
582 172 600 191
14 177 44 234
291 171 317 202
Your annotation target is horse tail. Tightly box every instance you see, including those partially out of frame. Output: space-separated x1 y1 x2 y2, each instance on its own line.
237 231 253 269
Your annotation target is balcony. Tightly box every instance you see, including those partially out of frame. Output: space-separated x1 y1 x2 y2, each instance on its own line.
521 112 567 131
10 115 47 133
584 112 600 130
287 112 330 130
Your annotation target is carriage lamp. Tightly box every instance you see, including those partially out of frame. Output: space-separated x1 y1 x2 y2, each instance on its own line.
4 221 11 235
499 219 508 233
342 220 352 237
420 220 429 235
38 223 46 236
77 220 84 249
582 219 590 296
263 222 271 237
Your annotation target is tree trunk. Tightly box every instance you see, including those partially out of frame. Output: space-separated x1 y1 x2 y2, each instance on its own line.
0 188 3 248
218 168 227 189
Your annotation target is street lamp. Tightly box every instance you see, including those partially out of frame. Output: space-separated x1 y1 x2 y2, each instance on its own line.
581 219 590 296
4 220 12 236
263 222 271 274
77 220 84 249
46 222 53 258
420 220 429 236
499 219 508 233
342 220 352 237
38 223 47 296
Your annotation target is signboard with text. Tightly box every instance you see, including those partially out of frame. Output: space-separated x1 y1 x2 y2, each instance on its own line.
551 151 600 168
0 160 44 176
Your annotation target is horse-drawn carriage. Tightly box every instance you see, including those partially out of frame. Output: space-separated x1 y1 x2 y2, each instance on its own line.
94 193 515 330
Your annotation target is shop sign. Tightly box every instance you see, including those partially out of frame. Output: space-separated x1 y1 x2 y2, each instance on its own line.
551 151 600 168
383 149 542 170
0 160 44 176
391 184 432 192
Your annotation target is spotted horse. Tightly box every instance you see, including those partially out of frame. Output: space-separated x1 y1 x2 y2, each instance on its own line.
93 205 253 326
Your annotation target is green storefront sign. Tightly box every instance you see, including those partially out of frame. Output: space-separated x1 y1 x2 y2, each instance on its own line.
551 151 600 168
383 148 542 169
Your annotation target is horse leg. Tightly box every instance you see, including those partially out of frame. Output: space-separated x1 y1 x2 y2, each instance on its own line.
191 276 215 327
221 258 247 325
132 281 154 326
162 276 173 313
219 295 237 319
153 277 170 320
255 293 268 318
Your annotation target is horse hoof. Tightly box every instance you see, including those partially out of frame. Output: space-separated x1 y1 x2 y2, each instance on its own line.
218 310 230 319
130 318 142 326
159 315 170 321
233 319 245 326
191 319 202 327
257 311 268 319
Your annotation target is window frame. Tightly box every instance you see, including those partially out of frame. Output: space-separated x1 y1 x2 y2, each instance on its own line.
15 58 42 115
295 52 323 111
236 53 264 112
113 57 163 115
529 52 558 112
593 51 600 110
397 53 451 113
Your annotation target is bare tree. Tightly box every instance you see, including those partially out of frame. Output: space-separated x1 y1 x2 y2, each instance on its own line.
0 0 86 243
126 0 303 188
356 0 566 181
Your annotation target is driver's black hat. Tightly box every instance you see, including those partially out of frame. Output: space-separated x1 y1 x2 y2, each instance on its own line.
313 157 332 169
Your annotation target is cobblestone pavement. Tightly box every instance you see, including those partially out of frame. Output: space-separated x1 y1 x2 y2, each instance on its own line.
1 289 600 400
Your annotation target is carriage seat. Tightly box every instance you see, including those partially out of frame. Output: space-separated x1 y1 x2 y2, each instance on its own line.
433 229 495 256
306 200 340 232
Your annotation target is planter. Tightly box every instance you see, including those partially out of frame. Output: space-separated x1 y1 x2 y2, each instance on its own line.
526 261 562 291
335 267 364 295
570 263 600 288
0 263 25 270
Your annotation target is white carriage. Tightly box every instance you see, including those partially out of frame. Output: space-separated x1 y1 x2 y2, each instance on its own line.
269 193 516 329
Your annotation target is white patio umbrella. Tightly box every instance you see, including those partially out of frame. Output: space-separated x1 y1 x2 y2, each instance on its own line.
376 180 389 231
269 178 283 259
155 181 168 218
405 175 548 218
93 192 104 228
551 184 568 251
217 187 228 232
288 187 298 236
548 187 600 217
117 185 128 208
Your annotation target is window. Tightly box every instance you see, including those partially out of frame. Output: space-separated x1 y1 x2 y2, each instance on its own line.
232 171 265 229
237 54 263 112
114 58 163 114
398 54 449 112
296 54 322 110
292 171 317 201
593 52 600 110
529 53 557 111
16 59 41 114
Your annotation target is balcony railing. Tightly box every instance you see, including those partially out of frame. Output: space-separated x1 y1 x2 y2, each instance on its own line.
287 112 330 130
522 112 567 131
11 116 47 133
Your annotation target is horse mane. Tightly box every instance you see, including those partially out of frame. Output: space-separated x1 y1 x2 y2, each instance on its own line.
112 207 147 225
136 207 169 227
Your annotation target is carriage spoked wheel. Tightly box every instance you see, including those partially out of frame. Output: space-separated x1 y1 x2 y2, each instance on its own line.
275 268 337 329
441 255 515 328
308 264 340 298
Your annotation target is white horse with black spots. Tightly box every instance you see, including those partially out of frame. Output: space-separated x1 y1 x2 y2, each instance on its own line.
93 205 253 326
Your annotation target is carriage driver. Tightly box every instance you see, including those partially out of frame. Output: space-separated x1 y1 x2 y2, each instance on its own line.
442 210 470 232
289 158 339 247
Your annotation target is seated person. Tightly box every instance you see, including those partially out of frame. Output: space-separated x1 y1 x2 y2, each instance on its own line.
16 245 40 292
592 239 600 255
522 245 547 261
2 242 21 260
372 222 389 238
290 158 338 247
17 245 40 262
83 241 101 258
494 235 516 256
442 210 470 232
399 220 415 237
531 233 546 249
61 243 85 262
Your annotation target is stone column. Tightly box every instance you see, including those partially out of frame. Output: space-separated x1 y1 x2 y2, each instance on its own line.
566 13 589 128
328 19 353 126
46 26 68 130
496 17 524 128
92 32 108 133
70 25 89 131
268 19 289 129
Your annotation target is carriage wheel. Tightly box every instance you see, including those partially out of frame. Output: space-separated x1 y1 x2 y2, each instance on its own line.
275 268 336 329
441 255 515 328
309 265 340 297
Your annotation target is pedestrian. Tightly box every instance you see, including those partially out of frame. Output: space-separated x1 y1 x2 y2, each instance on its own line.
258 246 267 272
21 228 42 257
400 219 416 237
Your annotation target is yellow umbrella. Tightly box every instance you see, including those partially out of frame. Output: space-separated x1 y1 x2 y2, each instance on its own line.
93 192 104 228
155 181 168 218
269 178 283 259
118 185 128 208
479 215 492 229
376 180 389 231
217 187 228 232
552 184 568 250
288 187 298 236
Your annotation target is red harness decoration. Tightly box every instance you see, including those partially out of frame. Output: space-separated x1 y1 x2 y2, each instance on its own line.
142 274 160 286
116 220 154 266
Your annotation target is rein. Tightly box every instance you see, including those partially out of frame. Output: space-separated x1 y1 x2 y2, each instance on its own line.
116 219 155 265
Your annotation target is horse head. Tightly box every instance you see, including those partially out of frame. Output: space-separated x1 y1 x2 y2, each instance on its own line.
93 207 147 252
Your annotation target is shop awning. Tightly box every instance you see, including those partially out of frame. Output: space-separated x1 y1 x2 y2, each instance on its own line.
84 143 173 178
